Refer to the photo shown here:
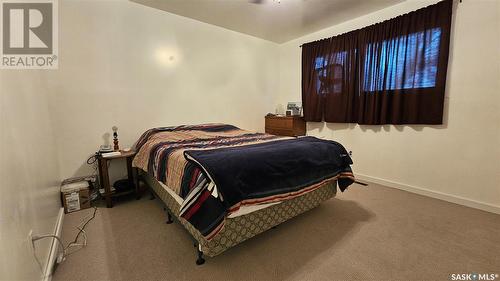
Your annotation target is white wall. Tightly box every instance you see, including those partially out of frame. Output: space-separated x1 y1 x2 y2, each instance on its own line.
277 0 500 211
0 1 279 279
47 0 279 181
0 70 61 280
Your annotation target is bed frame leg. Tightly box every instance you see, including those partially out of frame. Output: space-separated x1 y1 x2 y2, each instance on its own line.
165 209 174 224
196 246 205 265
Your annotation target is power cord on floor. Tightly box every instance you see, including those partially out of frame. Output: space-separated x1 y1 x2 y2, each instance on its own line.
65 207 97 254
31 207 98 278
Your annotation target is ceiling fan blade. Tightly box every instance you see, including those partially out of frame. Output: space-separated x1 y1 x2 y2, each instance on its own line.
249 0 264 4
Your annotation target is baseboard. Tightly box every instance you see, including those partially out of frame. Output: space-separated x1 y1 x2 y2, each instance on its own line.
355 174 500 215
42 207 65 281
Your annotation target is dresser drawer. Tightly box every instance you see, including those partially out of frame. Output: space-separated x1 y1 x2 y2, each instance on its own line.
265 127 295 137
265 117 293 129
265 115 306 137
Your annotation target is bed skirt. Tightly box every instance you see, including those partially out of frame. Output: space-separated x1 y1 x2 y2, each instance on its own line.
141 171 337 257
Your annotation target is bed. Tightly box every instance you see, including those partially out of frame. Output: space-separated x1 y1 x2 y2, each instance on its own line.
132 124 354 264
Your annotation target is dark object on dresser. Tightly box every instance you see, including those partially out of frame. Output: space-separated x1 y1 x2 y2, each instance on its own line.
265 115 306 137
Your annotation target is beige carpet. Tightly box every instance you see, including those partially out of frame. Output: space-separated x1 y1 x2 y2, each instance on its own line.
52 182 500 281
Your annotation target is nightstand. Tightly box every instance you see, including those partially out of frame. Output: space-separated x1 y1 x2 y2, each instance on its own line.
265 115 306 137
97 150 139 208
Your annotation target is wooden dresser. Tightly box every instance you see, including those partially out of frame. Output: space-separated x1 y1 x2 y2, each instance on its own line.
265 115 306 137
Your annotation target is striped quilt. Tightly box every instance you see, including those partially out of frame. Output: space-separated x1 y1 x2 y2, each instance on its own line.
133 124 354 240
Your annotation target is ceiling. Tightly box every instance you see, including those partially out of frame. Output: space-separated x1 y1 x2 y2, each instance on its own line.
131 0 404 43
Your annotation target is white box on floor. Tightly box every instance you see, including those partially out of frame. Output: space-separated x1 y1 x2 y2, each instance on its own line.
61 181 91 213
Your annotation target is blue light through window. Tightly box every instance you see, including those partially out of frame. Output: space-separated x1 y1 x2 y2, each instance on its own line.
363 27 442 92
314 51 347 95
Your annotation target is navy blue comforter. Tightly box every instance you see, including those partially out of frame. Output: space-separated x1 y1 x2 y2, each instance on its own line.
184 136 354 210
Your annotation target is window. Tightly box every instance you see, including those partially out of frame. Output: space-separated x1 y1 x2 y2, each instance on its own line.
315 58 343 95
314 51 349 95
363 28 442 92
301 0 452 124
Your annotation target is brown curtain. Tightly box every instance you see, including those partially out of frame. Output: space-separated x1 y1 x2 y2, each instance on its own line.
302 38 329 122
301 0 452 125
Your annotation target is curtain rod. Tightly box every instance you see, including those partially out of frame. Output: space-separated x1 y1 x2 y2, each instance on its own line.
299 0 460 48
